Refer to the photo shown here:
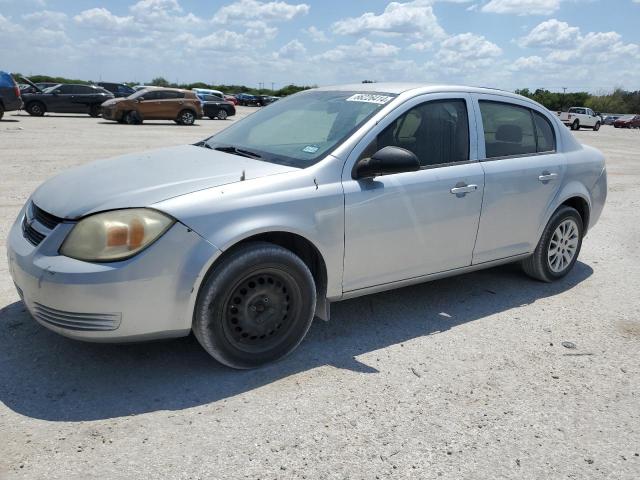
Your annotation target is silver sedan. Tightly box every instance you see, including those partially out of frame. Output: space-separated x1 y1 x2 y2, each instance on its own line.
7 83 607 368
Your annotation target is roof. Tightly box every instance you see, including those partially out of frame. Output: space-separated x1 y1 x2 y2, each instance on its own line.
314 82 515 97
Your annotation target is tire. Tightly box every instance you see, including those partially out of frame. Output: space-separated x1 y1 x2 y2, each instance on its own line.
593 122 600 131
26 101 45 117
0 104 4 120
521 206 583 282
216 109 228 120
193 242 317 369
571 119 580 130
124 110 142 125
88 105 101 117
177 109 195 125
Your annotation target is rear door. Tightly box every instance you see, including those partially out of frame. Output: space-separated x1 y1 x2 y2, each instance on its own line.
471 94 566 264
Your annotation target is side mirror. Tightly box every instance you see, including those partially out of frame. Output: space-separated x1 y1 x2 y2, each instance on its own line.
352 146 420 179
137 97 144 102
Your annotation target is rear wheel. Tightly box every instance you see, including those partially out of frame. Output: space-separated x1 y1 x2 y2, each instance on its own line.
521 206 583 282
571 119 580 130
593 121 600 131
88 105 101 117
177 109 195 125
26 101 45 117
0 104 4 120
193 242 316 369
217 109 228 120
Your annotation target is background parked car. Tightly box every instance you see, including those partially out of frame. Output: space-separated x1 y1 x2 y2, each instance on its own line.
96 82 135 98
613 115 640 128
19 82 57 94
21 80 113 117
602 115 620 125
100 87 203 125
224 94 238 105
235 93 259 106
0 71 22 120
192 88 224 99
196 94 236 120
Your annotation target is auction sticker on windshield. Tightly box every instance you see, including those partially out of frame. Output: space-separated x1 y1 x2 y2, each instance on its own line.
346 94 393 105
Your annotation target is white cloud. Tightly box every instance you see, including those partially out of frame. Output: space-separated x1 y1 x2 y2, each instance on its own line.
436 32 502 67
303 25 328 42
482 0 561 15
518 19 579 48
213 0 310 23
315 38 400 63
332 0 446 40
277 39 306 59
73 8 136 32
176 30 250 51
21 10 67 29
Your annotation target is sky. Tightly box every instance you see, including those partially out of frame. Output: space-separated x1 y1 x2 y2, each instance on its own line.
1 0 639 92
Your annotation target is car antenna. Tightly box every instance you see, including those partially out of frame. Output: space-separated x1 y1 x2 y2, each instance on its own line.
240 170 246 181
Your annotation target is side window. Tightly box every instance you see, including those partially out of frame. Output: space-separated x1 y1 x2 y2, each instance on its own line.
140 91 158 100
56 84 74 94
74 85 95 94
366 99 469 167
533 111 556 153
480 101 536 158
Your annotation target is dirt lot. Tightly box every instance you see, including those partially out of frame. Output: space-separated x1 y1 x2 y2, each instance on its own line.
0 112 639 480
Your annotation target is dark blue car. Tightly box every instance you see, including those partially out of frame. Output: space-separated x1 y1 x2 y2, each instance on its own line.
0 71 22 120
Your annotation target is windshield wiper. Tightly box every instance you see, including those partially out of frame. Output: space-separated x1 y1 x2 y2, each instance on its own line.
214 145 262 159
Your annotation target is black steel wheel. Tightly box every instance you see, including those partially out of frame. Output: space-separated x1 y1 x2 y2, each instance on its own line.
193 242 316 369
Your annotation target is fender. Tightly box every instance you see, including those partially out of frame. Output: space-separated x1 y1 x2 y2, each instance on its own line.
536 179 591 245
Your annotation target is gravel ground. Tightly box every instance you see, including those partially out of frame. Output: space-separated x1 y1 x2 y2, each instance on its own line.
0 112 638 480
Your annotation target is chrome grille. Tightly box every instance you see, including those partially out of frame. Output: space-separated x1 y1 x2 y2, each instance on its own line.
32 303 122 331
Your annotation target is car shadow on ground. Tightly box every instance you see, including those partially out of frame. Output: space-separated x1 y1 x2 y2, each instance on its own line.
96 122 202 126
0 261 593 422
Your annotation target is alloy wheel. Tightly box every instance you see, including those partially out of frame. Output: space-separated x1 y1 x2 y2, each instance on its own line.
547 219 579 273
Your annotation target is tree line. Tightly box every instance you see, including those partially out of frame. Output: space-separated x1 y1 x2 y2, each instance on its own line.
515 88 640 114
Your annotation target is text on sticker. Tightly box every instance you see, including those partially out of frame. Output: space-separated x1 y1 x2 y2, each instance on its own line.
346 94 393 105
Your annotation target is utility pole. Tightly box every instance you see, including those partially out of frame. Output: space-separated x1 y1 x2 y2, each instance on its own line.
562 87 567 111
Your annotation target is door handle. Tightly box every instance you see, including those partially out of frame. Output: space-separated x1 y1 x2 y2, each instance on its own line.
538 172 558 183
450 184 478 195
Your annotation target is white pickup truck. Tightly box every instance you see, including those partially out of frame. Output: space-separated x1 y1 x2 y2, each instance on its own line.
558 107 602 131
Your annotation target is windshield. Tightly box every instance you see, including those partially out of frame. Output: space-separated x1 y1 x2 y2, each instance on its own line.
204 90 396 167
42 84 61 93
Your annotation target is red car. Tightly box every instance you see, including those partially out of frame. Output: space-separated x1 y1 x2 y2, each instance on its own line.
613 115 640 128
224 94 238 105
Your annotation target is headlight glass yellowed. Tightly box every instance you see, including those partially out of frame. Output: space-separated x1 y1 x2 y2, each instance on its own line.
60 209 174 261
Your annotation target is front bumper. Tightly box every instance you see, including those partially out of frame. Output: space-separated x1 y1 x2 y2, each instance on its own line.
7 204 221 342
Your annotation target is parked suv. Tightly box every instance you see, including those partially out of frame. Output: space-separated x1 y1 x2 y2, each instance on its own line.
0 71 22 120
100 87 203 125
21 79 113 117
96 82 136 98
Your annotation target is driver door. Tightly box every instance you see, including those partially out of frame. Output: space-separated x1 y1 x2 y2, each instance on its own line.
342 94 485 292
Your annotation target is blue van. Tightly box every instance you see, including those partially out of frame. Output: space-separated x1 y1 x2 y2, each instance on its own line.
0 71 22 120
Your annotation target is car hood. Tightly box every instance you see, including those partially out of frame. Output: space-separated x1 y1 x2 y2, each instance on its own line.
31 145 298 219
101 97 129 107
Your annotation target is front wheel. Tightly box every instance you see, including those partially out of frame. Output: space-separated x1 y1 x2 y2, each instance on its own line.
88 105 101 117
124 110 142 124
593 121 600 131
521 206 583 282
571 120 580 130
193 242 317 369
26 101 45 117
216 109 228 120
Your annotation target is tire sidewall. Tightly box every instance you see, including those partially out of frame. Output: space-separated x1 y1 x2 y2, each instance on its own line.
28 102 45 116
537 207 583 280
178 109 195 125
194 243 316 369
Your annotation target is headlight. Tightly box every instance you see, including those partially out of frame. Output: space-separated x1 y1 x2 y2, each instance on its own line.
60 208 175 262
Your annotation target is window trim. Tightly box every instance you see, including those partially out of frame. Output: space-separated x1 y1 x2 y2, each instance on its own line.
477 99 557 162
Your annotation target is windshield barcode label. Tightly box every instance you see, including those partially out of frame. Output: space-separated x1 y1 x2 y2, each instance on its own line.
346 94 393 105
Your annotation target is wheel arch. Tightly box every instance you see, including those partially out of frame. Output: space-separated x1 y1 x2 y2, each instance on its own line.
201 230 330 321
